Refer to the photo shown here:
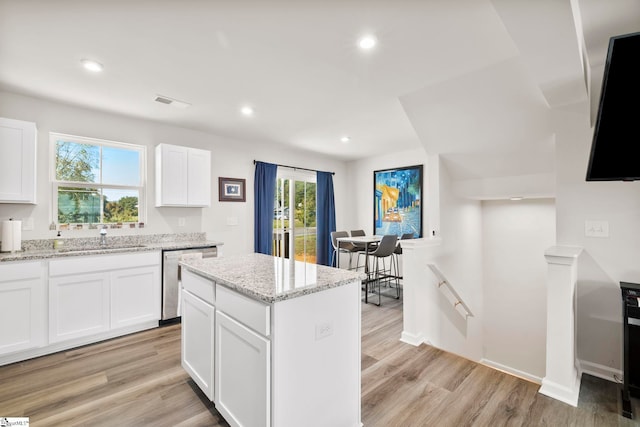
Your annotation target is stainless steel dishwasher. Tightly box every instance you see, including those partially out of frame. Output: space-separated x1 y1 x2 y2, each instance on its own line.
161 246 217 323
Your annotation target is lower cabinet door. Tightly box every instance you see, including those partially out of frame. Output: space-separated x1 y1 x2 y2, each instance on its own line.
0 262 46 355
110 266 160 329
181 289 215 400
215 311 270 427
49 272 110 343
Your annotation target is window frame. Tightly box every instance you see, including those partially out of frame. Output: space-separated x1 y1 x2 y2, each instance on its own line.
50 132 147 225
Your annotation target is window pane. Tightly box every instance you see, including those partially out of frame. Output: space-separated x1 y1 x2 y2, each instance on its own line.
306 182 316 227
57 187 100 223
103 189 139 223
292 180 317 263
102 146 141 186
55 141 99 183
273 178 290 229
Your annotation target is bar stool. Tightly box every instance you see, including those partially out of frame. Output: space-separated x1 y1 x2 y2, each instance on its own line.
330 231 357 269
366 235 400 306
350 229 370 272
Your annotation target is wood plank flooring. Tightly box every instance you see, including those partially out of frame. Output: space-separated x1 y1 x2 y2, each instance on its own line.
0 294 638 426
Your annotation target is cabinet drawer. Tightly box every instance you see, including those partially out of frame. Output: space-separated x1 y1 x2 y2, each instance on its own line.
0 261 43 282
182 268 215 305
49 251 160 276
216 285 270 337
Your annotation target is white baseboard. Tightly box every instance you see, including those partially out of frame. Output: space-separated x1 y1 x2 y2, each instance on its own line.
578 359 623 383
539 374 581 407
480 358 542 384
400 330 424 346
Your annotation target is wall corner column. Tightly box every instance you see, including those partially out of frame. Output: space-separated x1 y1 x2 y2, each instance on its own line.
398 238 441 346
539 245 583 406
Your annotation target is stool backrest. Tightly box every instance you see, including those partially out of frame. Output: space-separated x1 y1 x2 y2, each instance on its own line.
372 235 397 258
330 231 349 250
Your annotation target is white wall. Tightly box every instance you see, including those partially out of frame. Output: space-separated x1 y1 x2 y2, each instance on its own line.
554 108 640 379
481 198 556 380
349 150 484 360
345 147 437 236
0 91 349 255
426 160 484 360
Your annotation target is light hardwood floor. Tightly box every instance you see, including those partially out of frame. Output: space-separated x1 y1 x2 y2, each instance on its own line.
0 293 638 426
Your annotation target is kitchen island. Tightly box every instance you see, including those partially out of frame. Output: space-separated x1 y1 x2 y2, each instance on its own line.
179 252 364 427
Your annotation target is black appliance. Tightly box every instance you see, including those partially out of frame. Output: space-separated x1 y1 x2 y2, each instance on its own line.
620 281 640 419
586 32 640 181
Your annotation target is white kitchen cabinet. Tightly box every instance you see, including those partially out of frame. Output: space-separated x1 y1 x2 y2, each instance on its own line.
49 272 110 343
49 252 161 344
155 143 211 207
215 310 270 427
0 261 46 355
187 148 211 206
181 285 215 400
0 251 162 366
0 117 37 203
111 266 161 329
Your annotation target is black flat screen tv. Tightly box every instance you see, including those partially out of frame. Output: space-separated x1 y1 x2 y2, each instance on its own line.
586 32 640 181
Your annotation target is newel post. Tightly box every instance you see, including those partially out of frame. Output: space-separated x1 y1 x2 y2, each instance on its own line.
539 245 583 406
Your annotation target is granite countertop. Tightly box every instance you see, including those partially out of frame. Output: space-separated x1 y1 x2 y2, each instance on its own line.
180 252 365 304
0 233 223 262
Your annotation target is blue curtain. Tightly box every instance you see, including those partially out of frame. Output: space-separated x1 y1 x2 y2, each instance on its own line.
316 171 336 266
254 161 278 254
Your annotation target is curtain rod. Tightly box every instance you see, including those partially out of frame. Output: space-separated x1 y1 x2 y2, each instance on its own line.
253 160 335 175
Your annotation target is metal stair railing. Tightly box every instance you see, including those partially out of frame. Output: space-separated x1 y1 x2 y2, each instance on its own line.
426 264 474 318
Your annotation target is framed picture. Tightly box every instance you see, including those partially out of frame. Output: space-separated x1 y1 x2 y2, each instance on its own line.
219 177 246 202
373 165 423 238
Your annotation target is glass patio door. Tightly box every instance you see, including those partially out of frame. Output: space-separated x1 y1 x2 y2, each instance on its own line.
273 170 316 263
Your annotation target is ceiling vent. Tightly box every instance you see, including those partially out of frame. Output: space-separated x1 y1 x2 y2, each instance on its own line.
154 95 191 109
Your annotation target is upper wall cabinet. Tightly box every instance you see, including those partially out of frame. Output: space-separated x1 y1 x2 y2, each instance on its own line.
155 143 211 207
0 118 37 204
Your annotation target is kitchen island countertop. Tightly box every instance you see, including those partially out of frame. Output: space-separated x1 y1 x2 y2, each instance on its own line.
180 252 364 304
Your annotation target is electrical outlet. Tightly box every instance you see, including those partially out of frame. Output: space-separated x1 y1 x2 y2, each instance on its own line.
178 217 186 227
315 321 333 340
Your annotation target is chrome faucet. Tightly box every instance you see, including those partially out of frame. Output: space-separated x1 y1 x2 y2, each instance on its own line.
100 225 108 246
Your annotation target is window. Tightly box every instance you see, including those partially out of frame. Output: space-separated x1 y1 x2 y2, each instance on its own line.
51 133 146 225
273 169 316 263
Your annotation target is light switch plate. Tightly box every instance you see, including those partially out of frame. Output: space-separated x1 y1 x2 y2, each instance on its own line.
585 220 609 238
226 216 239 226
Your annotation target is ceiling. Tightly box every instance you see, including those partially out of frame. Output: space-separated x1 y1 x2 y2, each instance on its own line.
0 0 638 185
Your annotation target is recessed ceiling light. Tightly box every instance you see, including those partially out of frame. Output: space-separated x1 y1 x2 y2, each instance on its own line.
81 59 103 72
358 35 377 50
241 106 254 116
510 196 524 201
340 136 351 143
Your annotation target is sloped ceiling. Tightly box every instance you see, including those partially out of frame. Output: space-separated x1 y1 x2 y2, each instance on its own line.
0 0 637 198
